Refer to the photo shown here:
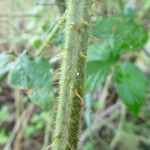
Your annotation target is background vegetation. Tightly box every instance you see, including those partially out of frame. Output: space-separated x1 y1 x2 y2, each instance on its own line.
0 0 150 150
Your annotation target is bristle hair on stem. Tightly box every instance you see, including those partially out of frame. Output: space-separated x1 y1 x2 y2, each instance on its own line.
51 0 92 149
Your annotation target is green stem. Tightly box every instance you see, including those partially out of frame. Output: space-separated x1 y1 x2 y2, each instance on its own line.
52 0 92 150
42 113 52 150
36 14 66 56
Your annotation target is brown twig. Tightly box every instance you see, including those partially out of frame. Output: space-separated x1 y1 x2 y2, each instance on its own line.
3 103 35 150
79 101 121 147
97 74 112 112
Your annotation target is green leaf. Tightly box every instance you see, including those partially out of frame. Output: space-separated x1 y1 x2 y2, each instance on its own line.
7 52 53 109
0 130 9 145
86 61 111 91
90 15 148 55
114 22 148 54
0 52 14 80
0 106 10 123
8 52 51 89
90 17 119 38
0 52 11 65
87 44 112 61
24 125 36 138
29 85 53 109
86 44 118 91
114 63 149 114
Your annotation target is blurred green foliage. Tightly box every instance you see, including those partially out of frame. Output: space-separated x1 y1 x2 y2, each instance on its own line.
0 0 150 149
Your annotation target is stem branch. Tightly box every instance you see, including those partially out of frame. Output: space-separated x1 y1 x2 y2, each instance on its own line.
36 14 66 56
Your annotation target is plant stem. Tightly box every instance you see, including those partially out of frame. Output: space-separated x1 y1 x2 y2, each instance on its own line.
110 104 126 149
13 89 23 150
41 113 52 150
36 14 66 56
14 89 23 120
52 0 92 149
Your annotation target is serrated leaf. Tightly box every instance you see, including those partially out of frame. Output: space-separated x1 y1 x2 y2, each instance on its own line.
90 14 148 56
8 52 51 89
114 63 149 114
114 22 148 54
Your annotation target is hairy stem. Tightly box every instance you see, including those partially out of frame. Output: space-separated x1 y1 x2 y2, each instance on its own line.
52 0 92 150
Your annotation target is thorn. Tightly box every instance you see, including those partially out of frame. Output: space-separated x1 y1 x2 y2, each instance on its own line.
51 134 60 142
81 19 91 28
81 102 86 109
74 90 83 101
91 13 97 17
80 52 86 59
70 23 76 29
70 23 82 33
75 27 82 33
